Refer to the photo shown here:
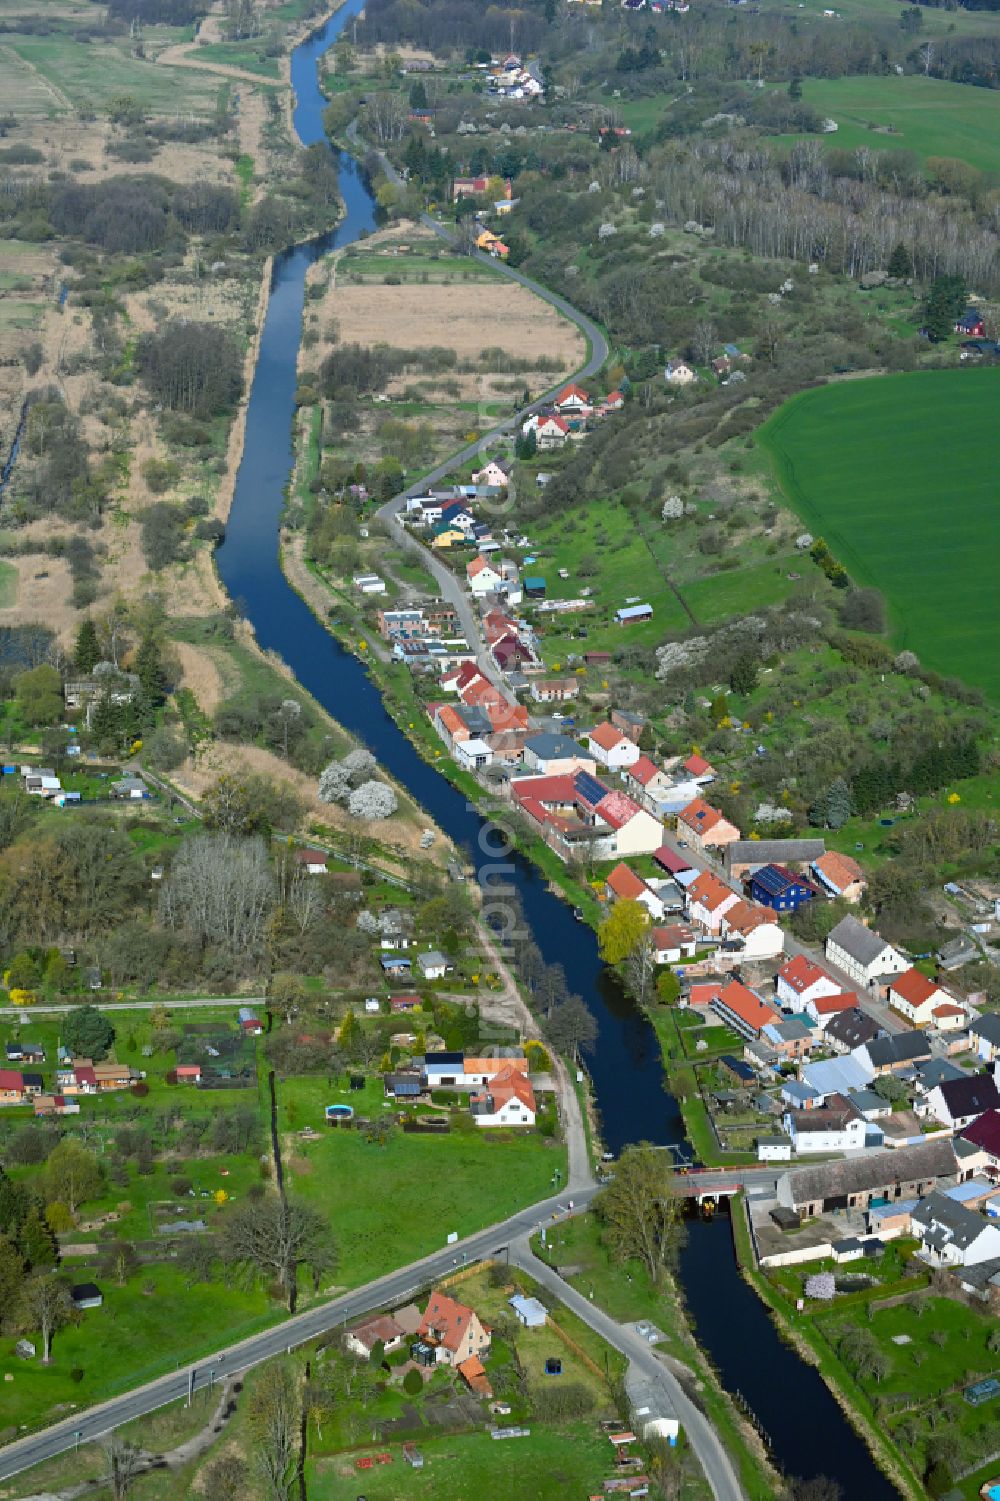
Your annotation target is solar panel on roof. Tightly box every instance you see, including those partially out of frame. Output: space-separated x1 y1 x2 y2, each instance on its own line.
573 771 607 806
753 865 793 896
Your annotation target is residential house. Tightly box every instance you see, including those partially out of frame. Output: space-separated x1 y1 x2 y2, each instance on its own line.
57 1063 97 1096
605 862 664 920
521 733 594 776
346 1314 406 1360
623 756 674 812
586 721 642 770
825 916 907 991
803 991 861 1030
911 1190 1000 1267
652 924 698 964
417 950 452 981
685 870 739 933
968 1014 1000 1065
725 839 826 881
0 1070 25 1105
524 412 570 450
553 382 592 416
238 1007 263 1035
32 1094 80 1117
955 307 987 337
417 1290 491 1367
111 775 147 801
776 955 840 1012
511 771 663 860
775 1137 959 1216
379 908 415 951
476 229 509 258
719 899 785 960
959 1111 1000 1179
467 557 503 596
857 1030 933 1076
677 797 740 854
924 1074 1000 1132
93 1063 136 1092
801 1053 874 1101
5 1041 44 1064
529 679 580 705
848 1088 893 1122
810 851 867 904
471 460 510 489
931 1002 967 1033
710 980 778 1042
784 1093 868 1155
748 864 815 913
469 1065 537 1126
664 359 696 385
824 1008 882 1056
294 849 329 876
452 175 489 199
761 1018 813 1061
681 753 715 784
888 968 957 1028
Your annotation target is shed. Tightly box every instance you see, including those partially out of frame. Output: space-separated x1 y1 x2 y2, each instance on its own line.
523 576 547 598
508 1293 547 1328
71 1282 103 1310
615 603 653 625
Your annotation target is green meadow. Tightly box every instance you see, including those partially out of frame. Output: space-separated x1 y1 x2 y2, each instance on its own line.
757 367 1000 698
771 74 1000 177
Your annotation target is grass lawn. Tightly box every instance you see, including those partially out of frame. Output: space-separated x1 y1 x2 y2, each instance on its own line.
680 556 802 626
7 34 220 114
307 1421 613 1501
279 1075 566 1287
192 39 282 78
822 1294 999 1404
0 1261 274 1434
768 74 1000 177
757 368 1000 699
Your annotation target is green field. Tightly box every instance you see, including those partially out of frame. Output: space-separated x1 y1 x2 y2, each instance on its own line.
7 35 220 114
771 74 1000 176
757 368 1000 699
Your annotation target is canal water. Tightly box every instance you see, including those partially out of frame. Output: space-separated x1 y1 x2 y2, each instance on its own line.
214 9 899 1494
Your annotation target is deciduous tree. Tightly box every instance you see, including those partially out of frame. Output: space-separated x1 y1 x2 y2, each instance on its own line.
594 1142 680 1286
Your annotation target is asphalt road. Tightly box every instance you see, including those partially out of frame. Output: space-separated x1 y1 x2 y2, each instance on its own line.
0 1186 597 1484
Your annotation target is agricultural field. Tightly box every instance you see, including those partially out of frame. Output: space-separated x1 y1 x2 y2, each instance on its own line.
769 74 1000 177
756 367 1000 699
5 33 221 115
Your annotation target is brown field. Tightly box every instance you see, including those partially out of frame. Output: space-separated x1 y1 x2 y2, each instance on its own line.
318 278 585 366
172 640 230 717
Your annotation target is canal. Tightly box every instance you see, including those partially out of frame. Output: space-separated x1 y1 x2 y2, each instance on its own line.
214 9 900 1494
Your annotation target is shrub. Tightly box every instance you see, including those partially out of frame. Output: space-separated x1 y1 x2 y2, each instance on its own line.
131 1080 149 1097
402 1367 423 1396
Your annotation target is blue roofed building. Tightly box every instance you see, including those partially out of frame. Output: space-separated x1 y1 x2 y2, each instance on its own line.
749 864 816 913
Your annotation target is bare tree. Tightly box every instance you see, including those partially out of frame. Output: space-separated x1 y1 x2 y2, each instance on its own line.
160 833 275 956
19 1273 72 1362
224 1194 332 1311
624 934 656 1007
691 319 717 368
288 869 324 935
104 1434 144 1501
248 1362 299 1501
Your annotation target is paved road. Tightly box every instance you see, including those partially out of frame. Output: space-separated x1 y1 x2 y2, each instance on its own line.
13 997 264 1016
512 1239 745 1501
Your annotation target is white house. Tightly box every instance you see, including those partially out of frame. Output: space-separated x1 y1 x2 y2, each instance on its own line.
783 1094 868 1155
776 954 841 1012
719 900 784 961
970 1014 1000 1065
417 950 451 980
587 721 642 769
911 1190 1000 1268
664 359 696 386
924 1074 1000 1132
605 862 664 919
685 870 739 933
888 967 957 1028
467 556 503 596
802 991 861 1030
652 924 698 964
825 916 907 990
346 1314 406 1359
524 412 570 449
469 1066 536 1127
454 738 494 771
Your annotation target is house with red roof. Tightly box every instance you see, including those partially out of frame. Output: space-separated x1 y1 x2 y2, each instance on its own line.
467 556 503 596
676 797 740 855
0 1069 25 1105
888 968 957 1028
524 412 569 449
553 382 591 415
685 870 739 933
810 850 867 904
597 390 625 416
441 661 486 696
587 721 641 770
622 755 673 810
802 990 861 1029
682 753 716 784
652 924 698 964
510 770 662 860
470 1065 536 1127
931 1002 967 1034
346 1312 407 1360
710 980 778 1042
417 1290 491 1366
775 955 840 1012
687 980 725 1009
605 861 664 920
719 899 784 961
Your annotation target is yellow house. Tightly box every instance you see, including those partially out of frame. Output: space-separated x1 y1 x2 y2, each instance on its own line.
476 230 510 259
432 525 466 550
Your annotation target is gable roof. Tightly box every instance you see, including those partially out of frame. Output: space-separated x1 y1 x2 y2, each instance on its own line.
652 923 696 952
961 1109 1000 1157
782 1138 958 1206
936 1073 1000 1120
723 899 775 935
812 850 864 891
678 796 727 835
683 753 712 777
589 721 629 753
488 1065 536 1112
911 1189 990 1251
891 967 945 1007
596 789 645 830
725 838 825 870
715 980 777 1032
824 1009 880 1049
555 382 589 404
779 954 835 995
828 915 895 968
971 1014 1000 1046
467 555 498 579
864 1031 932 1068
812 990 860 1016
606 863 649 902
628 755 662 787
524 732 588 760
418 1289 480 1352
653 845 694 876
687 870 735 912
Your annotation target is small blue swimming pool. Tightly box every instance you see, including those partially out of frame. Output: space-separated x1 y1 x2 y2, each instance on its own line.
325 1103 353 1119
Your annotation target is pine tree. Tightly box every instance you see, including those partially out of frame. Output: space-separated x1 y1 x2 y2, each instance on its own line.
74 618 101 674
19 1206 57 1270
886 242 912 279
825 777 852 830
135 635 167 706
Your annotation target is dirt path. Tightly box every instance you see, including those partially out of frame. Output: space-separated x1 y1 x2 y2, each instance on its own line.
19 1380 241 1501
